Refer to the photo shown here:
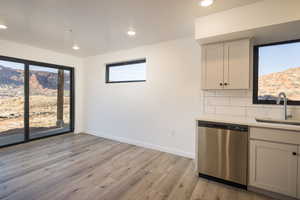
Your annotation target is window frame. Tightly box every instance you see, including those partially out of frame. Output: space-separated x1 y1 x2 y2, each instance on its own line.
253 39 300 106
105 59 146 84
0 55 75 148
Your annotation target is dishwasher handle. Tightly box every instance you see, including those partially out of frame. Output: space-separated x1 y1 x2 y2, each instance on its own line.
198 121 248 132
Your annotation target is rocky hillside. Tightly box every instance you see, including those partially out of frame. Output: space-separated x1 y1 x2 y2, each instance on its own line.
259 67 300 100
0 65 70 97
0 65 24 87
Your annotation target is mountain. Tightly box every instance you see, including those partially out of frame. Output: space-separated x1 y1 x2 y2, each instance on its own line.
259 67 300 100
0 65 24 87
0 65 70 91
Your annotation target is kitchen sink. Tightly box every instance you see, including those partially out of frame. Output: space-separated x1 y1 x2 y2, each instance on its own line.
255 118 300 126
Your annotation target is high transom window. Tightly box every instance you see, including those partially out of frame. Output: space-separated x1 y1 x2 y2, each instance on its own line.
106 59 146 83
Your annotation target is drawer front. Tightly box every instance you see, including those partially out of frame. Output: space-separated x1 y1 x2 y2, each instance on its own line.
250 127 300 145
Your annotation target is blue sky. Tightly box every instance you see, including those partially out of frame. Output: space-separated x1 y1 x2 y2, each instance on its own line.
259 41 300 76
0 60 24 70
30 65 58 73
109 63 146 82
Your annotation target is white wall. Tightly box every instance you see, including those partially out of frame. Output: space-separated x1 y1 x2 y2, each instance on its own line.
0 39 85 133
83 38 202 158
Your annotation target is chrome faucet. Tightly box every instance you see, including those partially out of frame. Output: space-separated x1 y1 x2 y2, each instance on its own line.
276 92 291 120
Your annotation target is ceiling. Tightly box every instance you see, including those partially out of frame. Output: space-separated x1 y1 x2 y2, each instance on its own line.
0 0 262 57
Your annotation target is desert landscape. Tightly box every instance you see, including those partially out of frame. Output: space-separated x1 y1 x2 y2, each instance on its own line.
258 66 300 101
0 65 70 138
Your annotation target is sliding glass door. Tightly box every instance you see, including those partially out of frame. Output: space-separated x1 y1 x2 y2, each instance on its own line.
29 65 72 139
0 56 74 147
0 60 25 146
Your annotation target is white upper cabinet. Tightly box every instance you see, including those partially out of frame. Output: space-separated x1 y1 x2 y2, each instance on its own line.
202 43 224 89
224 39 250 89
201 39 250 90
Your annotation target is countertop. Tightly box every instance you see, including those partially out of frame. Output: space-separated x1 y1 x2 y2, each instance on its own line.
196 114 300 132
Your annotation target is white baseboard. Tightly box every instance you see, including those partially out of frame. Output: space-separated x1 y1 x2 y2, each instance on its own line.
86 130 195 159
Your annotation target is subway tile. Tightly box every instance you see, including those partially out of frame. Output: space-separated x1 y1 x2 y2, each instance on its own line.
204 106 216 114
230 97 252 106
200 89 300 119
289 108 300 120
266 107 285 119
246 106 269 118
262 104 280 109
215 90 248 97
204 91 216 97
215 106 246 116
205 97 230 106
245 90 252 97
264 107 298 120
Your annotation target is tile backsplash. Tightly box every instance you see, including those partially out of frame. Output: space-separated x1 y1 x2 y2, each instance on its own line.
202 90 300 119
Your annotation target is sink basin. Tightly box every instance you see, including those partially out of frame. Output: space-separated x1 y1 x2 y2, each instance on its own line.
255 118 300 126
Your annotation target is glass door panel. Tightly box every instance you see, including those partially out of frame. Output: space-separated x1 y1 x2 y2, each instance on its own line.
0 60 25 146
29 65 71 139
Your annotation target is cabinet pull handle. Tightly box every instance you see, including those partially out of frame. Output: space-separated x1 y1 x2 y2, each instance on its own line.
220 83 223 86
224 83 228 86
293 152 297 156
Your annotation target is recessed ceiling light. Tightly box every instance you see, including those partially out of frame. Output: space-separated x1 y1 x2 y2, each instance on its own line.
0 24 8 30
72 44 80 50
127 30 136 37
199 0 214 7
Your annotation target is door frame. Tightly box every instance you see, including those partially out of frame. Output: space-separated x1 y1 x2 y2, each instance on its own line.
0 55 75 148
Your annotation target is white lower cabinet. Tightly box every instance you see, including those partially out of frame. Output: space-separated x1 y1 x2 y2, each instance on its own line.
249 140 298 198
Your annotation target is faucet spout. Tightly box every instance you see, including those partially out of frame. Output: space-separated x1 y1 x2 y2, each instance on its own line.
277 92 289 120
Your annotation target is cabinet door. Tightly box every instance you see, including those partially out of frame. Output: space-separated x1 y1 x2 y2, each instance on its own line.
202 43 224 89
224 39 250 89
249 140 297 197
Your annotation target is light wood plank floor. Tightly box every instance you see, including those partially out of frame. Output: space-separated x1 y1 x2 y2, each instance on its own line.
0 133 275 200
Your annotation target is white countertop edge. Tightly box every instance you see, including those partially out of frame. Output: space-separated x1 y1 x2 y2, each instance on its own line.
196 115 300 132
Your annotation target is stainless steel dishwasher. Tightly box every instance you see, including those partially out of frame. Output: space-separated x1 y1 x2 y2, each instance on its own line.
197 121 248 189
